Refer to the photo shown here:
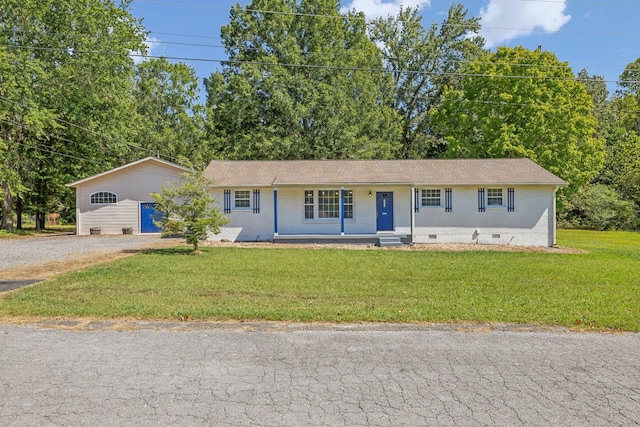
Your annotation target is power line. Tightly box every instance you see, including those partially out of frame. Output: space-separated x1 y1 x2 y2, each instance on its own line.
0 118 94 162
0 96 161 159
4 43 639 86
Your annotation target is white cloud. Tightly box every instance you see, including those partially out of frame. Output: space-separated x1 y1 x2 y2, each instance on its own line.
131 37 161 64
479 0 571 48
341 0 430 20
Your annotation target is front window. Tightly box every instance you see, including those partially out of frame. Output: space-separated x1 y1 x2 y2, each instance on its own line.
487 188 503 207
421 189 441 207
304 189 353 220
90 191 117 204
234 190 250 209
304 190 314 219
343 190 353 219
318 190 340 219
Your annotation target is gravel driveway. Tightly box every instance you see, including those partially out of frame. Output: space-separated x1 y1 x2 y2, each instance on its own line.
0 234 168 272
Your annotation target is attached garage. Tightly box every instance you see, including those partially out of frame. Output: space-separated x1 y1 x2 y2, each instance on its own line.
67 157 190 235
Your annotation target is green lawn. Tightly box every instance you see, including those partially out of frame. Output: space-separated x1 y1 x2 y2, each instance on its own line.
1 229 639 330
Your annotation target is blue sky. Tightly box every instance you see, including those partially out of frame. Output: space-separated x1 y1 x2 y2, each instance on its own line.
130 0 640 97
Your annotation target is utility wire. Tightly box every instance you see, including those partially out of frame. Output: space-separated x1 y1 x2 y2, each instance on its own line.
4 43 639 86
0 118 95 162
0 96 163 159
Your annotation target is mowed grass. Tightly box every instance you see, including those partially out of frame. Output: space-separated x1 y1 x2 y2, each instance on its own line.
1 229 639 330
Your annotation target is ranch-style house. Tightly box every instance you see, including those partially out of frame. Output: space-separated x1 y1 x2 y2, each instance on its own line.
69 157 566 247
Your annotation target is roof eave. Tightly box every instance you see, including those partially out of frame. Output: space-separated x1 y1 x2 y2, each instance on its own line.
66 157 192 187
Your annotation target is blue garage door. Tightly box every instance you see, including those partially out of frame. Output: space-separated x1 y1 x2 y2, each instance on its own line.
140 202 163 233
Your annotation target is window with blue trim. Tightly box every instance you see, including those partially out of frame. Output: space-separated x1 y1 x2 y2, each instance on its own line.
304 189 354 220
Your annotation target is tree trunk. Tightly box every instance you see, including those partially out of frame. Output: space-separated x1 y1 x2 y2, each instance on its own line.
16 196 22 229
35 212 45 231
1 180 13 231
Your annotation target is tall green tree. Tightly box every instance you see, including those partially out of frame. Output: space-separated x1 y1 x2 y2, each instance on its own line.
1 0 146 229
561 69 640 230
152 172 228 252
0 47 57 229
206 0 402 160
370 4 485 158
431 46 604 192
133 58 207 165
603 59 640 216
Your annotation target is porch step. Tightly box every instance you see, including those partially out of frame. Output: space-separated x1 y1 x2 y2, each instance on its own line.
377 236 403 247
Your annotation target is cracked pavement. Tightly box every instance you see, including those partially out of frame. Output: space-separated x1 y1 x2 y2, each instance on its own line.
1 323 638 426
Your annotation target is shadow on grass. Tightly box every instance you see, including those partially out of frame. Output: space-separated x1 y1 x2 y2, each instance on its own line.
122 247 205 256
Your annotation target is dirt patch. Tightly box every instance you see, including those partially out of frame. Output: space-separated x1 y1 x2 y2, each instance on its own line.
0 239 182 282
203 241 585 254
0 316 583 333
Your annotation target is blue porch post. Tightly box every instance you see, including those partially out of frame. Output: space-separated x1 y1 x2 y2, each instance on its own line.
273 187 278 236
340 187 345 235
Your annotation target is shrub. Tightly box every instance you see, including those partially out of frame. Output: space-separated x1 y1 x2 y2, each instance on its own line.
559 184 638 230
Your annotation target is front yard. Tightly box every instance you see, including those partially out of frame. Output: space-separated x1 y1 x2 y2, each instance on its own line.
1 229 638 331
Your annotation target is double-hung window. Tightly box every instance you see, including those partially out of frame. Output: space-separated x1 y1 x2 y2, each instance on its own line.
421 189 441 207
487 188 503 207
343 190 353 219
304 190 314 219
234 190 251 209
224 189 260 213
304 189 353 220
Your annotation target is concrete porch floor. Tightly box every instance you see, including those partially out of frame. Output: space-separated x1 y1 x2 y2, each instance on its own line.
273 233 411 246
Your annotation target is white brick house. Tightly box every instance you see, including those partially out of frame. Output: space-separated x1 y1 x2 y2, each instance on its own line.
204 158 566 247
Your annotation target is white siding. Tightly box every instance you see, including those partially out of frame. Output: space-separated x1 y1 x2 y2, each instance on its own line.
210 188 274 242
211 186 412 241
75 162 184 235
211 184 557 247
413 186 554 247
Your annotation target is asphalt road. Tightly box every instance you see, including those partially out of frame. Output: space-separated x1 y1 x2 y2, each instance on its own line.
1 323 638 426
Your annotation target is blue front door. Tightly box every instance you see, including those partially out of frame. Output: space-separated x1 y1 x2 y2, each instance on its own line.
140 202 163 233
376 192 394 231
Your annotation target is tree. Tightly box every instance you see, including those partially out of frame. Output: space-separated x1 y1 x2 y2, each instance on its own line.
206 0 402 160
559 184 638 231
1 0 147 230
133 58 208 164
594 60 640 214
370 4 485 158
431 46 604 192
152 172 228 252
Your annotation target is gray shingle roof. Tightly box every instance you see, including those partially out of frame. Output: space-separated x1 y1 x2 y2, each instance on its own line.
204 158 566 187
